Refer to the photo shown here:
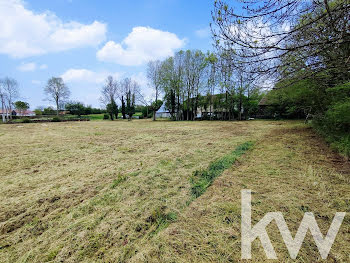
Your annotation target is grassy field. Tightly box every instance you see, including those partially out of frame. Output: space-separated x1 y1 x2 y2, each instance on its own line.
0 120 349 262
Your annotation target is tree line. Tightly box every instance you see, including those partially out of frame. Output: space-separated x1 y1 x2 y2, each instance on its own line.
146 50 263 121
0 76 107 122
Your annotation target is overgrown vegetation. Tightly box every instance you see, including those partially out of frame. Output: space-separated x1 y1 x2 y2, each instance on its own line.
266 80 350 157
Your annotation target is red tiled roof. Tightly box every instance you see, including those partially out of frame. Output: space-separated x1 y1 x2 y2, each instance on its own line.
0 109 35 115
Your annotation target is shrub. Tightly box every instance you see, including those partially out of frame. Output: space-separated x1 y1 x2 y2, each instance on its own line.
330 135 350 157
324 99 350 133
313 98 350 158
21 118 32 123
51 117 61 122
103 114 109 120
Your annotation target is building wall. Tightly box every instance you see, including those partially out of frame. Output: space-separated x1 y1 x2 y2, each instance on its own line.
155 112 171 118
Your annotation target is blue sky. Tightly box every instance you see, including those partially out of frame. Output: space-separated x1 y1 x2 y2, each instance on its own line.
0 0 215 109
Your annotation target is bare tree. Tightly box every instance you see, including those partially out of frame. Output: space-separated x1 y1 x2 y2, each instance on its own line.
0 79 6 123
0 77 19 121
212 0 350 83
147 60 163 121
44 77 70 116
100 76 119 106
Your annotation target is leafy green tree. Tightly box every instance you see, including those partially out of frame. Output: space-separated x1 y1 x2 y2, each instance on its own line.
126 91 135 120
106 99 118 120
84 105 92 115
34 108 43 116
151 99 163 115
43 106 56 115
65 102 86 117
164 89 176 119
14 101 29 115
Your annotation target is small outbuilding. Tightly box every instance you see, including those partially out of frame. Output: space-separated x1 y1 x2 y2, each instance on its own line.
155 104 171 118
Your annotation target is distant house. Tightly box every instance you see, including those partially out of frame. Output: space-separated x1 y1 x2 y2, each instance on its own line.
59 110 69 115
0 109 36 117
155 104 171 118
14 110 36 117
196 93 243 120
257 96 273 118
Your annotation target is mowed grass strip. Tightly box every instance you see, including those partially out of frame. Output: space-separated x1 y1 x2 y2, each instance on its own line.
190 141 254 199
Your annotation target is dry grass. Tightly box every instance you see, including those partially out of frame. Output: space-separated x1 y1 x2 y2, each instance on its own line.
0 120 277 262
0 120 348 262
133 123 350 263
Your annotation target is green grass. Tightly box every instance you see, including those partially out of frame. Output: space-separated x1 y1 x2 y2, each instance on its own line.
190 141 254 199
86 114 105 121
117 112 143 117
147 207 178 237
110 174 127 188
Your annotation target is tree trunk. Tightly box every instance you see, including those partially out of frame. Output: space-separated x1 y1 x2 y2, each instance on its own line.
56 99 59 116
186 92 190 121
153 87 157 121
210 94 213 120
176 93 180 121
1 99 6 123
239 99 242 121
182 92 185 120
8 105 12 120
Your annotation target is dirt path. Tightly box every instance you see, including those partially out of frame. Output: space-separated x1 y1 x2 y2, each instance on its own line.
132 123 350 262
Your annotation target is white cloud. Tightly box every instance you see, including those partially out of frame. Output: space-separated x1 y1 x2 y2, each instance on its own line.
0 0 107 58
61 69 122 84
131 72 153 101
60 69 155 106
195 27 211 38
17 62 36 72
61 68 124 107
97 26 185 66
17 62 48 71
